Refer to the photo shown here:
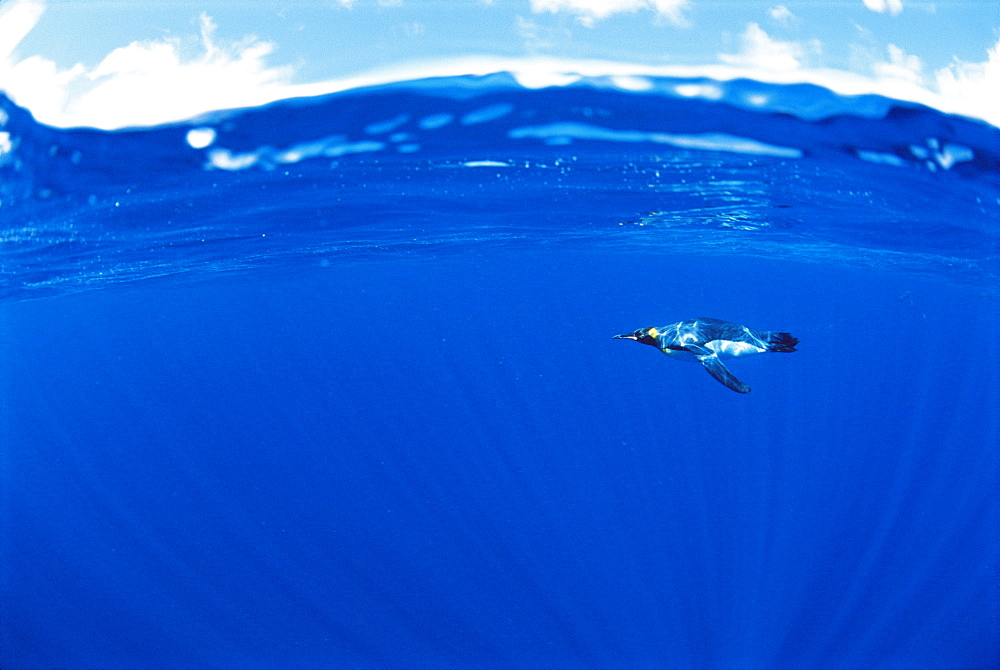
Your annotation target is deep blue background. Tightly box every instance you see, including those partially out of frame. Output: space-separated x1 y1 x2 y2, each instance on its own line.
2 248 997 668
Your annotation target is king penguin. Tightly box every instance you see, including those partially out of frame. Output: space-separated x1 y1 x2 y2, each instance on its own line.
614 317 798 393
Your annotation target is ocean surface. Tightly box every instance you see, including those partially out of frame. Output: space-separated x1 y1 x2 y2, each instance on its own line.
1 72 998 668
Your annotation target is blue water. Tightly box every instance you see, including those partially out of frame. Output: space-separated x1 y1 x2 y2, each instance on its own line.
1 73 998 668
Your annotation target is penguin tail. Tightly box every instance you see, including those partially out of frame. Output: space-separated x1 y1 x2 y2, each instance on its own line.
767 332 798 352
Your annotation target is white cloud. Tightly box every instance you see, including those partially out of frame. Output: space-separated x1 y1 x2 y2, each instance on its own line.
0 0 83 121
1 55 83 123
71 15 298 129
934 37 1000 126
768 5 794 25
0 0 44 63
0 9 308 129
843 36 999 125
862 0 903 15
719 23 808 71
529 0 689 28
872 43 923 85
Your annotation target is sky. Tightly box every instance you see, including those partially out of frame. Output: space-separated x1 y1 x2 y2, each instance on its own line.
0 0 997 129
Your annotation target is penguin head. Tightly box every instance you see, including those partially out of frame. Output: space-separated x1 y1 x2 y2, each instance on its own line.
613 326 660 347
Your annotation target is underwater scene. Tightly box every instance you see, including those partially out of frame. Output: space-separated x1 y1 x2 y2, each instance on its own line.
1 70 998 668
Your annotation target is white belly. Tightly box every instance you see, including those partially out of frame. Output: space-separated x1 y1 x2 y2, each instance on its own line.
705 339 766 359
662 339 765 361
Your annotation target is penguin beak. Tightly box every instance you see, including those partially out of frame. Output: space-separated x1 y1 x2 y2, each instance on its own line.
613 333 638 340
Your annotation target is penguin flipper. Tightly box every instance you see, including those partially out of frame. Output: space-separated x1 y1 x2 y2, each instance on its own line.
697 354 751 393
